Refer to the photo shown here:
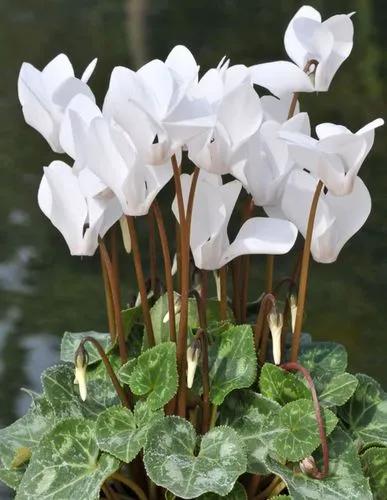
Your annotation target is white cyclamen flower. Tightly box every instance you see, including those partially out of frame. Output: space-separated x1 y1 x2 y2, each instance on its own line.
232 112 311 208
38 161 121 256
61 95 174 216
250 6 354 96
74 349 88 401
268 170 371 264
172 171 298 271
186 343 201 389
281 118 384 196
187 62 263 174
103 45 215 165
18 54 97 152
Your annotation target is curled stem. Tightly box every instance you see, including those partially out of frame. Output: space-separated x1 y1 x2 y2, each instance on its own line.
126 215 156 348
152 201 176 342
281 361 329 479
291 180 323 362
79 336 130 408
99 239 128 364
110 472 148 500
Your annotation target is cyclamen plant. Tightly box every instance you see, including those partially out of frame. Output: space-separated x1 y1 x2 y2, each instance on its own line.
2 5 387 500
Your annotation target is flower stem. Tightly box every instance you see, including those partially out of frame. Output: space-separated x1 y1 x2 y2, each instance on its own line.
79 336 130 408
152 201 176 342
110 224 121 305
254 476 282 500
266 255 274 293
99 240 128 364
99 249 115 342
231 259 242 322
174 157 199 418
219 265 228 321
126 215 156 348
148 210 158 297
209 404 218 429
110 472 148 500
247 474 261 499
197 329 210 434
281 361 329 479
291 180 323 362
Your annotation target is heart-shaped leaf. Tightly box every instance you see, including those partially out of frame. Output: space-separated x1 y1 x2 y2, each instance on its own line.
144 416 247 498
96 402 163 463
42 364 119 420
0 468 24 491
197 481 247 499
207 324 256 405
121 304 143 336
269 398 338 461
361 446 387 500
219 390 281 474
266 428 373 500
298 342 347 383
259 364 310 405
339 374 387 447
60 331 113 365
318 372 358 408
119 342 178 410
16 419 119 500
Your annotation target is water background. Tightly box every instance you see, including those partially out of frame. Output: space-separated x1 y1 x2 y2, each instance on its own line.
0 0 386 440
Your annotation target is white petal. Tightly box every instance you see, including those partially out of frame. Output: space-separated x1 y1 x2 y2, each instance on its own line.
138 59 174 117
221 217 298 266
165 45 198 84
52 77 95 110
251 61 314 97
42 54 74 97
284 6 322 67
261 94 299 123
81 58 98 83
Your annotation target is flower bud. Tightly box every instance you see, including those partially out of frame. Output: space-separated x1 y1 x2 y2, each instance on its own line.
186 340 201 389
213 271 221 301
135 288 154 308
289 293 297 333
74 346 88 401
119 216 131 254
163 295 181 323
267 305 283 365
299 455 317 477
171 253 178 276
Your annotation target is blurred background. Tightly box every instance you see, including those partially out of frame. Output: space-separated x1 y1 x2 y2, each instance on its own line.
0 0 385 450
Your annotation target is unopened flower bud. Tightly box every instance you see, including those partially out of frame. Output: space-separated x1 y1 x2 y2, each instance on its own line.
299 455 317 476
186 340 201 389
213 271 221 301
267 306 283 365
163 295 181 323
135 289 154 308
289 294 297 333
74 346 88 401
171 254 178 276
119 216 131 254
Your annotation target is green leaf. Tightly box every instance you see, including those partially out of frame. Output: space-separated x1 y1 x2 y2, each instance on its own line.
219 390 281 474
122 304 143 335
298 342 347 382
60 331 113 365
16 419 119 500
42 364 119 420
270 398 338 462
96 402 163 463
361 447 387 500
266 428 373 500
208 324 256 405
319 372 358 408
0 468 25 491
339 374 387 447
0 401 53 468
259 363 310 405
119 342 178 410
144 416 247 498
197 482 247 499
149 292 232 345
